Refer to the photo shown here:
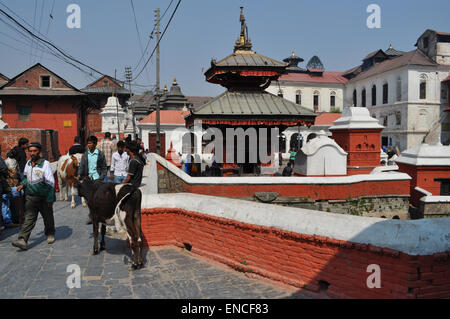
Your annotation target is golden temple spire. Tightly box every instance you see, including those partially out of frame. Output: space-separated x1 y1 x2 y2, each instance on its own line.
234 7 252 53
173 77 177 85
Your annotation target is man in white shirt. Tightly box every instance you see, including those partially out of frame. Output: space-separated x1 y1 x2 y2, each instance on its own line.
110 141 129 184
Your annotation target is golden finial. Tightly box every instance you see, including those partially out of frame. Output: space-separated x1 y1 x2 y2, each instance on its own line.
173 77 177 85
292 51 295 56
389 44 393 50
164 84 168 92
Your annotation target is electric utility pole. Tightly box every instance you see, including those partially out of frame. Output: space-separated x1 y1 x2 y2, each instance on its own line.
155 7 161 155
114 69 120 137
124 66 136 137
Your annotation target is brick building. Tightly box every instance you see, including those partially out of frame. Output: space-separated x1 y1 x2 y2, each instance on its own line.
0 63 87 155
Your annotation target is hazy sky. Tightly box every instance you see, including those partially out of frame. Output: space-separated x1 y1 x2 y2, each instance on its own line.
0 0 449 97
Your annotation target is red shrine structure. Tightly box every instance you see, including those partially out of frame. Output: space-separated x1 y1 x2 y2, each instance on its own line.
185 7 315 174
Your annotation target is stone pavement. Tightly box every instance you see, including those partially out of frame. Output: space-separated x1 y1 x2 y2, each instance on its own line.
0 199 304 299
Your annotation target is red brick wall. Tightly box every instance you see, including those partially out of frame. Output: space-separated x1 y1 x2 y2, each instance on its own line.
0 129 59 162
2 96 81 155
89 76 122 88
141 207 450 299
8 64 69 89
398 163 450 207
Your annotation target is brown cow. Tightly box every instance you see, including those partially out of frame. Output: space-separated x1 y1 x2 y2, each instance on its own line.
57 154 86 208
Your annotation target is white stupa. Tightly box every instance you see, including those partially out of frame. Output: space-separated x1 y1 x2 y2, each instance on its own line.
100 96 126 135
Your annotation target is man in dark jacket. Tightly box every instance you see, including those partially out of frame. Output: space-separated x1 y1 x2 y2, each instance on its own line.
68 136 84 155
77 136 107 224
77 136 108 181
9 138 29 178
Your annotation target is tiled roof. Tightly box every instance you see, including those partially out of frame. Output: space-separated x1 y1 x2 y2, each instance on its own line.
349 49 437 82
0 88 85 96
314 112 342 126
213 51 286 68
186 96 214 109
81 86 130 95
192 91 315 116
139 110 189 125
278 71 348 84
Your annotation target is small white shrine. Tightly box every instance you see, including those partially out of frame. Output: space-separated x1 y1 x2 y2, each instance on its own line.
294 130 347 176
100 96 134 135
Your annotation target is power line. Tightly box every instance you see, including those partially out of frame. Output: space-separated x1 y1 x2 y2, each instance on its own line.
132 0 174 72
129 0 151 84
0 3 153 90
0 8 106 77
132 0 182 81
29 0 37 65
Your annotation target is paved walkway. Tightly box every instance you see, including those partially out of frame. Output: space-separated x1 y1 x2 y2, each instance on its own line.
0 200 303 299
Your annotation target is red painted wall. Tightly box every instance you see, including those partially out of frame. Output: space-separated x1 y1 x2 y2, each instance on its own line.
2 96 81 155
158 163 410 200
397 163 450 207
141 207 450 299
331 129 382 168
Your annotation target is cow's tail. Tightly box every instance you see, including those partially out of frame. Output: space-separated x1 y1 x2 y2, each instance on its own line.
113 186 140 233
117 185 140 211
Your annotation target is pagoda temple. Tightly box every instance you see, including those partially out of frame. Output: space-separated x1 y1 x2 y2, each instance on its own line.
185 7 315 174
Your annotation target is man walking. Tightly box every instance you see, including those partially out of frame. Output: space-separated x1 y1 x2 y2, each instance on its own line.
12 142 56 250
97 132 116 181
78 136 107 224
110 141 129 184
68 136 84 155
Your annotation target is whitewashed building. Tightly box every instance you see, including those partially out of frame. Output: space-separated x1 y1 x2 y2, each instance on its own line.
343 31 450 151
266 53 347 113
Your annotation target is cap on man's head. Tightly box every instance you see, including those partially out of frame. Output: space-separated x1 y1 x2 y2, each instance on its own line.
28 142 42 150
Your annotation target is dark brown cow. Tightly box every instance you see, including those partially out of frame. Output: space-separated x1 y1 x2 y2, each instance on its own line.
76 178 144 269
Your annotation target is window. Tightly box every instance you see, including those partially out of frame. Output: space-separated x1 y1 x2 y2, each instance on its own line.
423 37 429 49
395 112 401 125
313 91 319 111
352 89 357 106
18 106 31 121
382 116 387 127
362 88 366 107
383 83 388 104
40 75 51 88
420 75 427 100
103 80 109 87
371 85 377 106
441 82 448 102
435 179 450 195
330 91 336 108
295 91 301 105
396 77 402 102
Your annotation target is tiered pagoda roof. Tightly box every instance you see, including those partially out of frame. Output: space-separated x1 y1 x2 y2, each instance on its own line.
188 7 315 127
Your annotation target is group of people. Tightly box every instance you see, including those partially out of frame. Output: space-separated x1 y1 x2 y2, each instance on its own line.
0 132 146 251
